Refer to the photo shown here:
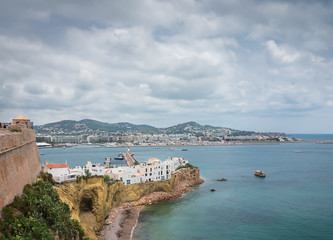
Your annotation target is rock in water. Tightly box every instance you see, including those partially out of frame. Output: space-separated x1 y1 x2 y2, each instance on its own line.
254 170 266 178
216 178 227 181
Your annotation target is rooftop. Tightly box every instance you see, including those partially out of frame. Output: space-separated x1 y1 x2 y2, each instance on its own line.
46 163 69 169
13 114 28 120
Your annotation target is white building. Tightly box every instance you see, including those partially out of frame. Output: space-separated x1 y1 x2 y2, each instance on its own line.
85 161 106 176
106 157 188 185
44 162 78 183
45 157 189 185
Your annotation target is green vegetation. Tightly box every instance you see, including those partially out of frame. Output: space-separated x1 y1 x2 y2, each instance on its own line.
0 177 88 240
84 169 91 178
103 175 111 182
38 171 55 185
9 128 22 133
176 163 197 171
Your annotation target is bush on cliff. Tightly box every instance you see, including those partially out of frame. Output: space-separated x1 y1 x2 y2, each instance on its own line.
0 180 88 240
175 163 197 171
38 171 55 185
104 175 111 182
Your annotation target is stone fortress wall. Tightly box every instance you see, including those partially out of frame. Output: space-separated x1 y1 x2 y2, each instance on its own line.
0 128 41 209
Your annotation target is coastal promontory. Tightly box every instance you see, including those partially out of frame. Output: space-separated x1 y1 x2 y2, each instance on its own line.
56 167 204 239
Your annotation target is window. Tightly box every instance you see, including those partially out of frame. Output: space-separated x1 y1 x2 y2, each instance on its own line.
150 173 152 176
126 180 131 185
145 173 147 176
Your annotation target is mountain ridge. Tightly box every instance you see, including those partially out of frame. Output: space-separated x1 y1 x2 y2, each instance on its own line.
35 119 257 136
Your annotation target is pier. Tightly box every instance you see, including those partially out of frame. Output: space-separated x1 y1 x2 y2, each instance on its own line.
123 150 138 166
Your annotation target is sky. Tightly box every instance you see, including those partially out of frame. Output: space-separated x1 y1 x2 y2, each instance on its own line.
0 0 333 133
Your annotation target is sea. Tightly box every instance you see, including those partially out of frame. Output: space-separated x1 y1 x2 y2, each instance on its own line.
39 134 333 240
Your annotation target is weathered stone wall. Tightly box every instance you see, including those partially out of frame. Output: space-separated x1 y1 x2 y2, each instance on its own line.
0 129 41 209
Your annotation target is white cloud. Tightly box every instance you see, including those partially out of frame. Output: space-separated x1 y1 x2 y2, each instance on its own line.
265 40 300 64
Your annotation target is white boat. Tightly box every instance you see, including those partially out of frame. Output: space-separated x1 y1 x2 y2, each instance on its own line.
254 170 266 178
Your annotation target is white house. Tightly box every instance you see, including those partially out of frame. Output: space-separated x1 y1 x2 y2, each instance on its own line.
44 162 77 183
85 161 106 176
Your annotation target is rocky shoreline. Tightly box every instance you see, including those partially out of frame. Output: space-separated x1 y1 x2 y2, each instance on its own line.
100 169 204 240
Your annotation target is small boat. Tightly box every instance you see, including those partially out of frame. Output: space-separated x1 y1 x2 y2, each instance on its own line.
114 153 124 160
210 188 216 192
254 170 266 178
181 149 188 151
169 147 178 151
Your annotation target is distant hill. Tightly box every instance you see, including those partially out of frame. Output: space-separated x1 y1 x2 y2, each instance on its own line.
35 119 255 136
35 119 156 135
163 121 224 134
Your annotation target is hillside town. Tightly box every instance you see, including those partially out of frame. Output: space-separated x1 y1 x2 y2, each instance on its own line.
34 119 297 147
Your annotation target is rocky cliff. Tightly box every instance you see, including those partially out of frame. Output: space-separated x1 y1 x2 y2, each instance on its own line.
56 168 203 239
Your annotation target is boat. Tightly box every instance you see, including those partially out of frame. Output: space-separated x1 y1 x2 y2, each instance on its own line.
114 153 124 160
169 147 178 151
254 170 266 178
181 149 188 151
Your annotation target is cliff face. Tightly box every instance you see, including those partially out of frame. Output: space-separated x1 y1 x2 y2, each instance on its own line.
56 168 203 239
0 129 41 209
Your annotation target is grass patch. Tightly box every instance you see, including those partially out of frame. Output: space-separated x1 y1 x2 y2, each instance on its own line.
175 163 197 171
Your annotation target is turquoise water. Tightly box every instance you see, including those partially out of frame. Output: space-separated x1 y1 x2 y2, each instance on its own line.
39 142 333 240
133 143 333 240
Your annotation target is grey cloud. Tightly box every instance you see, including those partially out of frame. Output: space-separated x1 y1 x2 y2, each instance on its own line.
0 0 333 132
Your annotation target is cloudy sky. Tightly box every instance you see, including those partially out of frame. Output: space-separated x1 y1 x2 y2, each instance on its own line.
1 0 333 133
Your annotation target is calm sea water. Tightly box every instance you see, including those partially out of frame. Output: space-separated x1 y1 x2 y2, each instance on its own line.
288 134 333 141
39 141 333 240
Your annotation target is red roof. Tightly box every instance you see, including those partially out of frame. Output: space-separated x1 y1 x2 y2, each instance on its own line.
46 163 69 169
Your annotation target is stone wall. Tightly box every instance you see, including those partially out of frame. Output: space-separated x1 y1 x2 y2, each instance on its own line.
0 129 41 209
